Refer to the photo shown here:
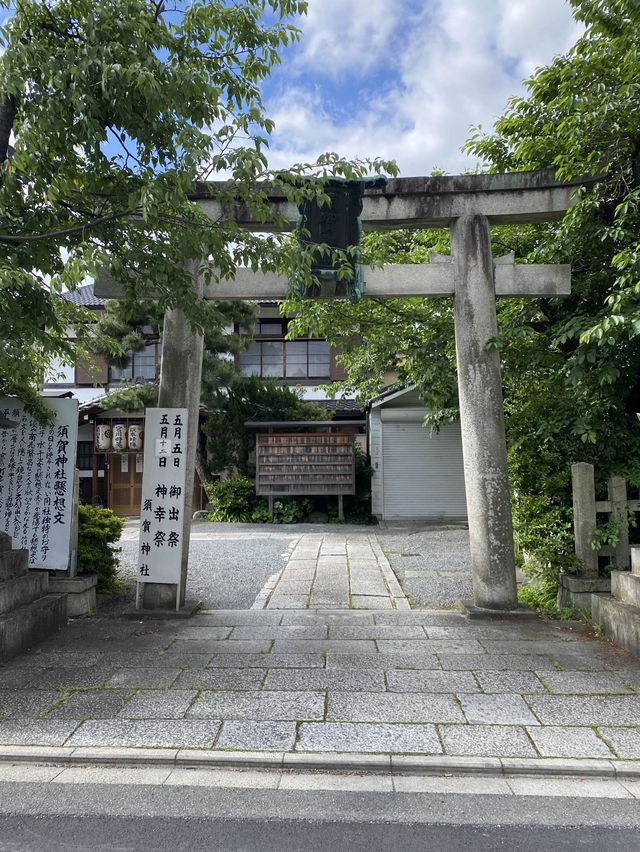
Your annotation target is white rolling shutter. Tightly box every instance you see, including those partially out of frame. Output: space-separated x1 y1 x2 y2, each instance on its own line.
381 415 467 520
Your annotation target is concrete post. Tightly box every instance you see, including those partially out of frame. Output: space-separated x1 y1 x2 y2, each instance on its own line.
572 462 598 576
143 259 204 609
450 214 517 610
609 475 630 569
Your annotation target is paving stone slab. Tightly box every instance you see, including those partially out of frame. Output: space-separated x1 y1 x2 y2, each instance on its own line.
526 696 640 726
297 722 442 754
326 653 440 671
188 690 325 721
0 720 80 746
263 669 386 692
174 669 266 690
17 652 106 668
550 654 619 672
386 670 480 694
350 596 394 609
373 612 467 626
327 692 464 723
266 596 309 609
167 640 272 655
169 626 232 641
439 724 537 757
0 669 37 689
437 654 557 671
0 690 60 719
328 626 426 640
525 726 615 758
536 672 634 695
207 653 325 669
120 653 214 668
191 612 283 626
474 672 546 694
166 767 281 788
53 766 172 786
229 626 328 640
105 668 182 689
117 690 198 719
480 640 596 655
599 727 640 759
460 695 541 725
67 719 221 749
271 640 377 655
29 667 116 690
49 689 133 720
272 582 314 595
507 777 632 798
280 612 375 625
216 720 296 751
377 640 484 655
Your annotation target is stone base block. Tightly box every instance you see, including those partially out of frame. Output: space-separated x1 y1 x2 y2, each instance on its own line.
121 599 202 620
0 593 67 662
557 574 610 613
49 574 97 617
591 593 640 657
611 570 640 609
463 603 539 620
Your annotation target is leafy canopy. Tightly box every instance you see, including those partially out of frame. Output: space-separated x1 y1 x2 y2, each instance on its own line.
0 0 395 412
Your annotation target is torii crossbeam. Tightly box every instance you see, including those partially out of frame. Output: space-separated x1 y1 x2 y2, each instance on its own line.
97 169 582 612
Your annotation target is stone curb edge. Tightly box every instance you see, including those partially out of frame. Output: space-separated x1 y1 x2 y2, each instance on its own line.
1 747 639 780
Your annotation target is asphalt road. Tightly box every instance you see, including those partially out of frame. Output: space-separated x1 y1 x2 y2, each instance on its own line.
1 783 640 852
1 814 639 852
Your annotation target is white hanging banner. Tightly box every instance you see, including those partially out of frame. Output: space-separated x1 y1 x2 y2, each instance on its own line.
137 408 188 585
0 397 79 570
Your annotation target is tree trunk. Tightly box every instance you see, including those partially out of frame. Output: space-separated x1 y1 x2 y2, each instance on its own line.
0 95 16 164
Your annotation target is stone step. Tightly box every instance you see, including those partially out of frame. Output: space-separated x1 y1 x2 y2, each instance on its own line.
0 548 28 583
591 593 640 658
0 570 49 615
192 609 468 627
0 594 67 662
612 570 640 608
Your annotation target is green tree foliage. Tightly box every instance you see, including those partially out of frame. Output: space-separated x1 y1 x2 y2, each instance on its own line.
0 0 394 414
202 376 328 475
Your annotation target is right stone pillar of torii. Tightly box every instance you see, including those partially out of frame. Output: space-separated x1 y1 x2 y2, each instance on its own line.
450 215 517 609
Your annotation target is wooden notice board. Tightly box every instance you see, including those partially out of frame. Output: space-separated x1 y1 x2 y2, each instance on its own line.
255 433 355 497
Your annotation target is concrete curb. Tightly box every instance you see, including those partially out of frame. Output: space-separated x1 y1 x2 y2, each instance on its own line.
1 746 639 780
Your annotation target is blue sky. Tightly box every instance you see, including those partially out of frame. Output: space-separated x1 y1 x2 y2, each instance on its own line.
261 0 583 176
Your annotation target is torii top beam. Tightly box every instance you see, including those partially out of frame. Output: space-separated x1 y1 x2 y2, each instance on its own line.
190 169 590 232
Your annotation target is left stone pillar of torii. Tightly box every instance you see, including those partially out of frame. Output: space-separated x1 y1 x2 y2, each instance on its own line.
143 259 204 610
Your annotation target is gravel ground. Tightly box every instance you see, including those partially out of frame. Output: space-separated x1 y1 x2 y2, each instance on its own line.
118 535 296 609
378 523 473 609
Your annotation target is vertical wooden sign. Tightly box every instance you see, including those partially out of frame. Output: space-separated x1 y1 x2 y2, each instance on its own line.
137 408 188 589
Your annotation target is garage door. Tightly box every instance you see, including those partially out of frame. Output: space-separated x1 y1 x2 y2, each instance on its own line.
381 419 467 520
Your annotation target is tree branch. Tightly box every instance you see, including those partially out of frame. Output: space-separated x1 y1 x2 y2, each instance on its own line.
0 208 137 243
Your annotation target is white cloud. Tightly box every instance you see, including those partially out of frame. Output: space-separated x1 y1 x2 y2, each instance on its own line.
266 0 584 176
296 0 399 76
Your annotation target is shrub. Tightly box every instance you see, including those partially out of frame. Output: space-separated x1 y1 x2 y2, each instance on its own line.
77 505 125 592
272 498 312 524
206 475 259 522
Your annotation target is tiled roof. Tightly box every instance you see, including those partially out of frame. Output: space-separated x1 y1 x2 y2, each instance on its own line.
61 283 107 308
315 399 364 415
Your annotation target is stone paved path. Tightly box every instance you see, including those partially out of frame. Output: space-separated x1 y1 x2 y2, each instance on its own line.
1 608 639 762
255 534 409 610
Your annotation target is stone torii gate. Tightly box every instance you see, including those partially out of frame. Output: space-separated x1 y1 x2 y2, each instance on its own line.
97 169 580 613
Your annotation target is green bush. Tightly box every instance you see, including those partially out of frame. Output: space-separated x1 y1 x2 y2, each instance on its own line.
206 475 259 522
77 505 125 592
272 498 312 524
